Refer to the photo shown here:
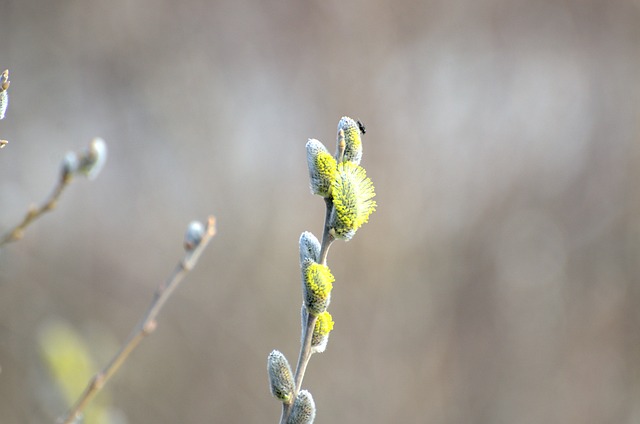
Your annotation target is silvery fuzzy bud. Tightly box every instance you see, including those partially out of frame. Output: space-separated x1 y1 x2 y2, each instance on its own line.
61 152 80 181
184 221 205 251
268 350 295 404
0 89 8 120
0 69 9 91
287 390 316 424
299 231 321 265
336 116 363 165
0 69 9 120
306 139 337 197
78 138 107 180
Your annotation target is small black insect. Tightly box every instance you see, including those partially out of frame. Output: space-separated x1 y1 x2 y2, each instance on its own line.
356 120 366 134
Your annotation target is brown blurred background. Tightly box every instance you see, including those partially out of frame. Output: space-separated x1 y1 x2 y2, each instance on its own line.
1 0 639 423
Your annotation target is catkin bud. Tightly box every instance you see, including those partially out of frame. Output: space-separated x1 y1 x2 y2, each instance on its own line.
78 138 107 180
287 390 316 424
299 231 321 265
0 90 8 120
61 152 80 181
329 162 376 241
184 221 205 251
302 260 334 315
311 311 334 354
306 139 337 197
0 69 9 91
267 350 295 404
336 116 363 165
0 69 9 121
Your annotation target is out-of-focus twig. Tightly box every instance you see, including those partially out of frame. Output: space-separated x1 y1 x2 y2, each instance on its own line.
0 138 107 247
0 172 73 246
58 216 217 424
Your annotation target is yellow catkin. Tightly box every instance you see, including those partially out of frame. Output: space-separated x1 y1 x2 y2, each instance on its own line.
330 162 376 240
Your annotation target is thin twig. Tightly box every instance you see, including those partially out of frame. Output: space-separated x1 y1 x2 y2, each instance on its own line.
57 216 217 424
318 197 336 266
2 138 107 246
0 173 73 246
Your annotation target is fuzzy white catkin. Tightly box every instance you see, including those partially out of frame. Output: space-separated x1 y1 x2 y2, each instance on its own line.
79 138 107 180
184 221 205 251
61 152 80 179
287 390 316 424
336 116 363 165
0 90 8 120
299 231 321 265
268 350 295 403
305 138 336 197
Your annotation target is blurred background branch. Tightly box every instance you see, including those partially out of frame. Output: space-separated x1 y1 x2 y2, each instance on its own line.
59 217 216 424
0 138 107 247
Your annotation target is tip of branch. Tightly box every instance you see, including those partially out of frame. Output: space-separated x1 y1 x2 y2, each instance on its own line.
206 215 216 237
183 216 216 251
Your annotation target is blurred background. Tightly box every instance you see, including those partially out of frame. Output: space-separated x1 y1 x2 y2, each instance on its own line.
0 0 639 423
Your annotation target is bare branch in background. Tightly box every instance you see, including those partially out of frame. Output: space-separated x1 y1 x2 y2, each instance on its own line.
58 216 216 424
0 138 107 247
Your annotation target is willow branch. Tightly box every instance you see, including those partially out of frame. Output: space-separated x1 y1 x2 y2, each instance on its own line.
1 137 106 247
280 198 334 424
0 173 73 246
57 216 217 424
